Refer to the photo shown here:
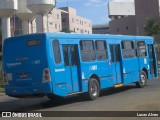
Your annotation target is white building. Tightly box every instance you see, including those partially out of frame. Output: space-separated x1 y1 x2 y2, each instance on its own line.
32 9 62 33
108 0 135 20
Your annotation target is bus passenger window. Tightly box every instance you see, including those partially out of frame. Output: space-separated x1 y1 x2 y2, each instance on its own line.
96 41 108 60
71 46 78 66
53 40 61 64
63 46 69 66
80 40 96 62
109 45 114 62
115 45 120 61
121 41 135 59
137 41 147 57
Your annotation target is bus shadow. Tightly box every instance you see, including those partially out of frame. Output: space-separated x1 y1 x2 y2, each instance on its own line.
99 85 139 97
0 84 144 111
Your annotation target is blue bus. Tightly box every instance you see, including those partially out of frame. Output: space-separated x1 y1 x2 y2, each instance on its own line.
2 33 158 100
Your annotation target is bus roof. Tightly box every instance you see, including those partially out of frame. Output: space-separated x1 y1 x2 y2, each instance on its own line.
5 33 153 41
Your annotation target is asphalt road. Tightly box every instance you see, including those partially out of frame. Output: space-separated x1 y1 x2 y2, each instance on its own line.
0 78 160 119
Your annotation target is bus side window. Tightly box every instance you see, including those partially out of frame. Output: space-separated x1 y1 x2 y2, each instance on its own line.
115 45 120 61
121 41 135 59
137 41 147 57
109 45 114 62
71 45 78 66
95 40 108 60
80 40 96 62
62 45 69 66
53 40 61 64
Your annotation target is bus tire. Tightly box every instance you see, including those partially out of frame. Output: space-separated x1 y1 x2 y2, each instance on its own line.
88 78 100 100
136 71 147 88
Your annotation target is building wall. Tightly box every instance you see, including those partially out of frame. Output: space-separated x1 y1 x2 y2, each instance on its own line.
109 16 136 35
32 9 62 33
135 0 160 35
60 7 92 34
92 25 110 34
109 0 160 36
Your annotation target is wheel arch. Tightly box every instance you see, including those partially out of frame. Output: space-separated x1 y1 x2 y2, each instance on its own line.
142 67 148 79
89 74 100 87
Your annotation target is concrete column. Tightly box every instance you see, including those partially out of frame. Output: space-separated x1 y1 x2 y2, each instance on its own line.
22 21 29 34
1 17 11 43
22 20 32 34
36 14 43 33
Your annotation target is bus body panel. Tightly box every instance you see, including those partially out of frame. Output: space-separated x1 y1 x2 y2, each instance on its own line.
3 34 53 96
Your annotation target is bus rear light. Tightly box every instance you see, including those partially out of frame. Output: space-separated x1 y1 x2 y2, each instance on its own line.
44 75 49 80
44 69 49 75
42 68 51 83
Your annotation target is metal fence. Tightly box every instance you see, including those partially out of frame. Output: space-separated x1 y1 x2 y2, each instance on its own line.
0 78 4 92
0 61 4 92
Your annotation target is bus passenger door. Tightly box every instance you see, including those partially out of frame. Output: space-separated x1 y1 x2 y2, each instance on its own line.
148 44 157 77
62 45 80 94
109 44 122 84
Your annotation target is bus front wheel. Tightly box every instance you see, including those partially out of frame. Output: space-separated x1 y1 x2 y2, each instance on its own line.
88 78 100 100
136 71 147 88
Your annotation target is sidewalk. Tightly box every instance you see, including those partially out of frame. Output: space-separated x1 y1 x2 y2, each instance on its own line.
0 92 5 96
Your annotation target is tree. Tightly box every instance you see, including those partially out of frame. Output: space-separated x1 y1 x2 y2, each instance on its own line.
0 30 1 38
61 27 74 33
144 18 160 36
144 19 160 63
0 30 2 53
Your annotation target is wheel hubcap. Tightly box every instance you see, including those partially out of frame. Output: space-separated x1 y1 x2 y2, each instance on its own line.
91 82 98 97
140 74 146 85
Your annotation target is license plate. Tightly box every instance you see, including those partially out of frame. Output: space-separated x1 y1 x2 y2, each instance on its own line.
20 73 28 79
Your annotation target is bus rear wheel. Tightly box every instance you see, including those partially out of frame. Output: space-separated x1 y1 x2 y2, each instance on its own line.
88 78 100 100
136 71 147 88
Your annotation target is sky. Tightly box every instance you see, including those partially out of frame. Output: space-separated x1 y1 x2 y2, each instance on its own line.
56 0 111 25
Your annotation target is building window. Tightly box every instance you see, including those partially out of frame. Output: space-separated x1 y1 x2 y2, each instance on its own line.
62 18 66 22
117 28 119 32
72 18 74 22
55 24 57 29
80 29 84 33
57 14 59 19
126 26 129 30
